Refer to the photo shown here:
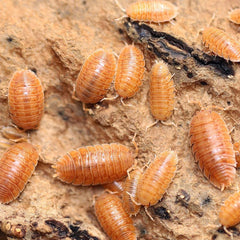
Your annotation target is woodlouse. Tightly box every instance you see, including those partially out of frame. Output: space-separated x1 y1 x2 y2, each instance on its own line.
228 9 240 24
95 193 137 240
149 61 175 121
75 49 116 104
233 141 240 168
54 143 134 186
202 27 240 62
122 168 142 216
219 191 240 228
8 70 44 130
137 151 178 206
104 180 124 195
115 44 145 98
190 110 236 190
125 0 178 23
0 142 39 203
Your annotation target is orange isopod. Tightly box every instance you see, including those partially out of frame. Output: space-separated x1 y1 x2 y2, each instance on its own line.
149 61 175 121
202 27 240 62
75 49 116 104
233 141 240 168
104 180 124 195
137 151 178 206
190 110 236 190
122 168 142 216
95 193 137 240
0 142 39 203
8 70 44 130
126 0 178 23
228 9 240 24
54 143 134 186
115 45 145 98
219 191 240 227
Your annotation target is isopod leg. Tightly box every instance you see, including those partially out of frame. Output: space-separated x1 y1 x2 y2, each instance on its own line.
223 226 233 240
145 120 159 131
144 206 155 222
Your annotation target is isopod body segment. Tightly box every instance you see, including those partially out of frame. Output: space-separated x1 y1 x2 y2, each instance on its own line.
190 110 236 190
8 70 44 130
219 191 240 227
115 45 145 98
126 0 178 23
228 9 240 24
75 49 116 104
149 61 175 121
202 27 240 62
122 168 142 216
0 142 39 203
95 193 137 240
137 151 178 206
104 180 124 195
55 143 135 186
233 141 240 168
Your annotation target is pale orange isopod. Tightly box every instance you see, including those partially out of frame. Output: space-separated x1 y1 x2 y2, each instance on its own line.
95 193 137 240
137 151 178 206
54 143 134 186
115 45 145 98
126 0 178 23
0 142 39 203
233 141 240 168
190 110 236 190
219 191 240 228
8 70 44 130
149 61 175 121
122 168 142 216
104 180 124 195
75 49 116 104
228 9 240 24
202 27 240 62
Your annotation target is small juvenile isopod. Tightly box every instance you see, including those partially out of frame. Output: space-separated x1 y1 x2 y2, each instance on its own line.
95 193 137 240
149 61 175 121
74 49 116 104
0 142 39 203
190 110 236 190
117 0 178 23
137 151 178 206
228 9 240 24
104 180 124 195
115 45 145 98
202 27 240 62
54 143 134 186
122 168 142 216
219 191 240 228
8 70 44 130
233 141 240 168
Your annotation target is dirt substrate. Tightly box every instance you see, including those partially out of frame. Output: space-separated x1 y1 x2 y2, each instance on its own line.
0 0 240 239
